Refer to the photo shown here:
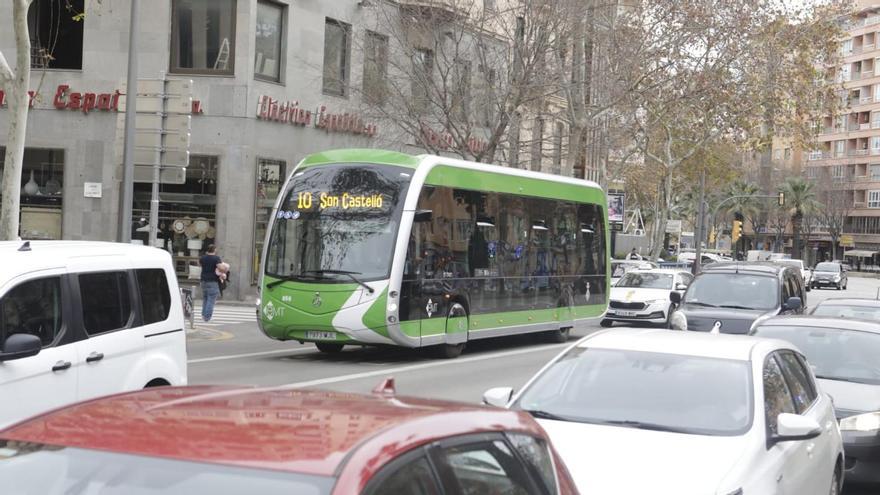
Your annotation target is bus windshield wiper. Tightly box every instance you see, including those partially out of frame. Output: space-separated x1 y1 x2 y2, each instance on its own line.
305 270 375 294
596 419 693 434
266 272 328 289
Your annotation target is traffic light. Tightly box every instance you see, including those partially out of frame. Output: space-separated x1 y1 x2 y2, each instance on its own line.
732 220 743 243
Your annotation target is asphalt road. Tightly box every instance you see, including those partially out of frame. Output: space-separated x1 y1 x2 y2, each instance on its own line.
188 275 880 494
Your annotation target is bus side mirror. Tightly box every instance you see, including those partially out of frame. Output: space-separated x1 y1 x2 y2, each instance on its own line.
414 209 433 223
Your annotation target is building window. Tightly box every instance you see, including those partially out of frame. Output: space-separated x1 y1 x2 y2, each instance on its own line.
412 48 434 113
835 140 846 156
254 1 284 82
773 149 782 160
784 148 791 160
322 18 351 97
363 31 388 104
873 136 880 151
0 147 64 240
171 0 237 75
869 190 880 208
871 164 880 179
28 0 85 69
805 167 819 179
253 158 286 285
132 155 219 280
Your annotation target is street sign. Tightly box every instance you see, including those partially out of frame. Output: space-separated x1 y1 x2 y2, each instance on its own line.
840 234 855 247
666 220 682 234
134 165 187 184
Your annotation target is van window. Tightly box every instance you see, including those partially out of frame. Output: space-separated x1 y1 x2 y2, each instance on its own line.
79 272 132 335
0 277 63 346
136 269 171 324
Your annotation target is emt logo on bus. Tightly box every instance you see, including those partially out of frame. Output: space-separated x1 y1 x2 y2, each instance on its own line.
295 192 384 210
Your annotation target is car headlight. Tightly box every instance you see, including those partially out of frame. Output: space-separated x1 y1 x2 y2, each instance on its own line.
840 412 880 432
670 311 687 330
833 275 841 281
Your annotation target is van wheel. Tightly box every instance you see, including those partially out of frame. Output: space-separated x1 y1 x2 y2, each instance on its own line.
316 342 344 353
600 319 613 328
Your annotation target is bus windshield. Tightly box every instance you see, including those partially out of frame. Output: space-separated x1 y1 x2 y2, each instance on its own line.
264 164 411 282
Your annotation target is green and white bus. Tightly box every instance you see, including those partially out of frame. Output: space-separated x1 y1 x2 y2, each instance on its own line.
258 149 608 358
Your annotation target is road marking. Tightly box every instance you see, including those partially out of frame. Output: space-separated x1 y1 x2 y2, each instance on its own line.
279 344 565 389
188 347 313 364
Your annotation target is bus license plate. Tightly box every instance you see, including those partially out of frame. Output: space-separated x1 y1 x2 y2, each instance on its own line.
307 331 336 340
618 311 637 317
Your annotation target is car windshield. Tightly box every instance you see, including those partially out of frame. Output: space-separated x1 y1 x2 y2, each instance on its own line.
0 441 333 495
616 273 673 289
513 347 753 436
683 273 778 310
812 303 880 320
814 262 840 273
753 326 880 386
264 164 411 282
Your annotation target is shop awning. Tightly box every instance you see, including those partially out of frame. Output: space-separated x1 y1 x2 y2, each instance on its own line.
843 250 878 258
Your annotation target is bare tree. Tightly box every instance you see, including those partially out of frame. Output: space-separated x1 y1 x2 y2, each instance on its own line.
816 177 854 262
613 0 844 260
0 0 33 240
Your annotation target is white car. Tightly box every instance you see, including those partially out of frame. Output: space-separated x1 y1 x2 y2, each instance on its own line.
483 328 844 495
601 268 692 327
0 241 188 428
610 259 657 286
773 258 813 289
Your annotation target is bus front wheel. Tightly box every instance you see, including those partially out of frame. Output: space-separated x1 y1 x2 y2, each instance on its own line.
434 303 467 359
316 342 344 353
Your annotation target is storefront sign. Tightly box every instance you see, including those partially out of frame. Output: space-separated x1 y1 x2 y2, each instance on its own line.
83 182 102 198
420 124 488 155
256 96 379 137
1 84 203 115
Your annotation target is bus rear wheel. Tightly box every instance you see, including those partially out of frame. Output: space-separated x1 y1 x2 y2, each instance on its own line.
433 303 468 359
316 342 344 353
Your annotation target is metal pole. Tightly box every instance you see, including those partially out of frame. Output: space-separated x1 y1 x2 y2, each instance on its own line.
149 73 166 247
118 0 139 243
693 169 706 275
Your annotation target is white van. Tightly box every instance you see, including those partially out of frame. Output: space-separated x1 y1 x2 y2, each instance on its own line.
0 241 187 427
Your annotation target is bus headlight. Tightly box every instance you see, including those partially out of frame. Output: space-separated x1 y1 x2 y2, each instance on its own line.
670 311 687 331
840 412 880 432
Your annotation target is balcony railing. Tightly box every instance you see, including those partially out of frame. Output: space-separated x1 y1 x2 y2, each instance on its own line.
873 121 880 129
849 149 869 156
855 201 867 208
808 151 827 161
834 150 848 158
862 96 875 104
849 122 862 130
872 148 880 155
861 122 873 130
852 71 863 81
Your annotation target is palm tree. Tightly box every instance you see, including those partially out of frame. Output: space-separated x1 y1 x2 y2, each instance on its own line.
781 177 819 259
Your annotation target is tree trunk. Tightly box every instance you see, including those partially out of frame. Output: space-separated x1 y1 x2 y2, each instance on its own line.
0 0 32 241
650 170 672 261
791 212 802 259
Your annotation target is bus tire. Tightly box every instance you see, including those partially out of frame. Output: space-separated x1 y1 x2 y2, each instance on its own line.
545 326 571 343
434 302 468 359
316 342 344 353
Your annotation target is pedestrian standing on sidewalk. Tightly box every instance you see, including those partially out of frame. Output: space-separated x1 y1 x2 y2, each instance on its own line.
199 244 222 322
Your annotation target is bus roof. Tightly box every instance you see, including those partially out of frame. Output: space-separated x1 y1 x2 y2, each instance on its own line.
296 149 603 204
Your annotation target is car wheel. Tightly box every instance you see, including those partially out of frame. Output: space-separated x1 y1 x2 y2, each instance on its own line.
662 310 672 329
600 319 613 328
836 283 841 291
829 468 840 495
315 342 344 353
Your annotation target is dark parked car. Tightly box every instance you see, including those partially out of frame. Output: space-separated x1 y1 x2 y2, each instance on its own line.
752 316 880 485
669 262 806 334
0 382 579 495
811 262 848 290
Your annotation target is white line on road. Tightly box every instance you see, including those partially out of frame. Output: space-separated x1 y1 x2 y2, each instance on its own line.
188 347 313 363
278 343 565 389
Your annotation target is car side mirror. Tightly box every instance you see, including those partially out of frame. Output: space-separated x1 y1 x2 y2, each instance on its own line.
482 387 514 408
675 283 688 291
771 413 821 445
669 292 682 304
783 296 803 311
0 333 42 362
414 209 433 223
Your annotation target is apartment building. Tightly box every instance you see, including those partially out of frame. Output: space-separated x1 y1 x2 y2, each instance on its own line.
0 0 580 299
809 2 880 257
